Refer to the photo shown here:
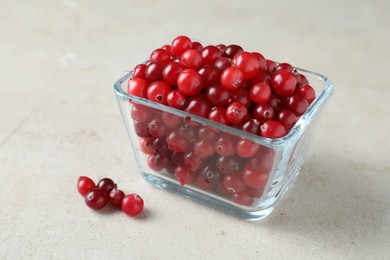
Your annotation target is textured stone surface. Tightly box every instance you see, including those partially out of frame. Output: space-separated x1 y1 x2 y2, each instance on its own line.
0 0 389 259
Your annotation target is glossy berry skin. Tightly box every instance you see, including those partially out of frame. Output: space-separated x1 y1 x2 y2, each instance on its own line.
214 57 231 72
147 81 171 104
232 51 260 79
166 90 187 109
77 176 96 196
230 88 251 108
287 94 309 115
275 62 294 72
226 102 248 124
162 62 183 86
236 139 260 158
214 134 236 157
265 60 276 74
241 118 260 134
133 121 151 137
206 85 230 107
85 188 108 210
249 83 272 104
150 48 171 64
171 36 192 56
198 65 220 87
251 52 267 71
223 44 243 59
271 70 297 97
259 120 286 138
121 194 144 217
250 70 271 85
97 178 116 194
166 130 190 153
132 64 147 79
177 69 204 96
201 45 222 65
295 84 316 104
191 41 203 52
208 107 228 125
253 103 275 123
185 95 212 118
180 49 203 69
145 62 165 82
220 67 243 91
108 189 125 207
127 78 148 98
276 109 298 130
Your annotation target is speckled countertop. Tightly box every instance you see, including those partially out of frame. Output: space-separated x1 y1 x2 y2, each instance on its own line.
1 0 389 259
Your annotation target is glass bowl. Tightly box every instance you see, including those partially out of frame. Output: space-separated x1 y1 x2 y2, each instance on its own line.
113 67 333 220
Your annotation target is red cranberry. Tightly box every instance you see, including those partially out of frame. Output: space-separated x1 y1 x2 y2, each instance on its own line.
223 173 246 193
251 52 267 71
198 127 218 141
121 194 144 217
77 176 96 196
177 68 204 96
145 62 165 82
241 166 269 189
174 165 195 185
236 139 260 158
206 85 230 107
147 81 171 104
108 189 125 207
233 191 254 206
208 107 228 125
214 57 231 72
265 60 276 74
85 188 108 210
220 67 243 91
127 78 148 98
193 138 215 158
214 134 237 157
166 130 190 153
275 62 294 72
199 166 222 187
152 137 170 155
171 36 192 56
259 120 286 139
162 62 184 86
249 82 272 104
287 94 309 115
139 137 155 154
161 112 182 128
232 51 260 79
97 178 116 194
148 118 168 138
223 44 243 59
133 121 151 137
166 90 187 109
295 84 316 104
191 41 203 52
184 152 204 171
185 94 212 118
198 65 220 87
241 118 260 134
201 45 222 65
216 156 243 175
276 109 298 131
250 70 271 85
253 103 275 123
230 88 251 108
248 146 274 174
226 102 248 124
131 104 152 122
271 70 297 97
180 49 203 69
170 152 184 165
132 64 147 79
150 48 171 64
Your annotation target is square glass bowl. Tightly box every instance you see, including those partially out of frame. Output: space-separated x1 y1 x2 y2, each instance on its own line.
114 67 333 220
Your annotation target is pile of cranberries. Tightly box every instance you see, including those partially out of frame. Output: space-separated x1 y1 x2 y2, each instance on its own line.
127 35 316 206
77 176 144 217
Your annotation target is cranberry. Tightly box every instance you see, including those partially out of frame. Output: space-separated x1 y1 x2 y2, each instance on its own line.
241 166 268 189
148 118 168 137
298 74 309 86
171 35 192 56
139 137 155 154
198 127 217 141
216 156 243 175
97 178 116 194
208 107 228 125
147 154 163 171
121 194 144 217
223 173 246 193
149 153 173 170
145 62 165 82
248 146 274 174
268 94 282 111
191 41 203 52
276 109 298 130
236 139 260 158
177 69 204 96
198 65 220 87
133 121 151 137
223 44 243 59
184 152 204 171
253 103 275 123
161 44 171 54
193 138 215 158
287 94 309 115
265 60 276 74
295 84 316 104
147 81 171 104
196 175 214 191
199 166 222 187
162 62 183 86
226 102 248 124
170 152 184 165
249 82 272 104
85 188 108 210
275 62 294 72
230 88 251 108
241 118 260 134
185 94 212 118
127 78 148 98
108 189 125 207
216 44 226 52
180 49 203 69
150 48 171 64
131 104 152 122
177 124 198 141
201 45 222 65
251 52 267 71
259 120 286 138
232 51 260 79
250 70 271 85
232 191 254 206
166 90 187 109
77 176 96 196
214 57 231 72
214 134 236 157
174 165 195 185
152 137 170 155
206 85 230 107
166 130 190 153
161 112 182 128
132 64 147 79
220 67 243 91
271 70 297 97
